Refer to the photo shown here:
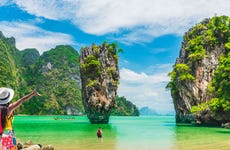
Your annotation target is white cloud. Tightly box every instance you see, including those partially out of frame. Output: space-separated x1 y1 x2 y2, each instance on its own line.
118 67 174 114
0 21 75 53
120 68 169 84
0 0 12 6
15 0 77 20
13 0 230 44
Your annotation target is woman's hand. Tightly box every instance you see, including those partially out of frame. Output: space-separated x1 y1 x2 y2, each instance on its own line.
33 89 42 97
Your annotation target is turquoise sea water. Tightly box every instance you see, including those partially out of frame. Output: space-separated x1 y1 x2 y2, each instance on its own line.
13 116 230 150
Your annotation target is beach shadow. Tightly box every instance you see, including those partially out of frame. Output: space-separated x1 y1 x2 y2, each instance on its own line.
216 130 230 134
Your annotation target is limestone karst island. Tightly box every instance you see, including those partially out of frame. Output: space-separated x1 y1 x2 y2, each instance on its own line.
167 16 230 126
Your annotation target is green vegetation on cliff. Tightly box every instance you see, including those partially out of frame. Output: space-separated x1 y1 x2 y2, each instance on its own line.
111 96 139 116
0 32 19 91
80 54 102 80
20 45 83 115
0 32 84 115
166 63 194 92
183 16 229 63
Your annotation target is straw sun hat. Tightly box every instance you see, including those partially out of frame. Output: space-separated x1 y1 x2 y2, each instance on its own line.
0 87 14 105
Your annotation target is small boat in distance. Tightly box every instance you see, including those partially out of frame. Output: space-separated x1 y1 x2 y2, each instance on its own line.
53 116 75 120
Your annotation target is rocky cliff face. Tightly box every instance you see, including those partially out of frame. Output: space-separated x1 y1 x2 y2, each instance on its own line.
80 43 120 123
168 16 230 125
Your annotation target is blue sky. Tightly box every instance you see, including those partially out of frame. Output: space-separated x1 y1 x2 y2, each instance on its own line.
0 0 230 114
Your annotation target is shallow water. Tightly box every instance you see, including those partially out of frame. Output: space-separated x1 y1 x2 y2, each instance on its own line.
13 116 230 150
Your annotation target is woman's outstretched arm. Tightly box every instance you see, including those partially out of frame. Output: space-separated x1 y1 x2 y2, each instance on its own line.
8 89 41 115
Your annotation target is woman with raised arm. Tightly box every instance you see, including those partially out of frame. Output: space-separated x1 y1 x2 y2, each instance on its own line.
0 87 41 150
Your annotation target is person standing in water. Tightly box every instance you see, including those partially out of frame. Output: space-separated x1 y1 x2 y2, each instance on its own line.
96 127 103 142
0 87 41 149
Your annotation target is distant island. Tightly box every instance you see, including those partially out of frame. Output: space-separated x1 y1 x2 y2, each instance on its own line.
111 96 139 116
139 107 174 116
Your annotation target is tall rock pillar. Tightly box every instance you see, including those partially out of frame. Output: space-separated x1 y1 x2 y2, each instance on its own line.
80 43 120 123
